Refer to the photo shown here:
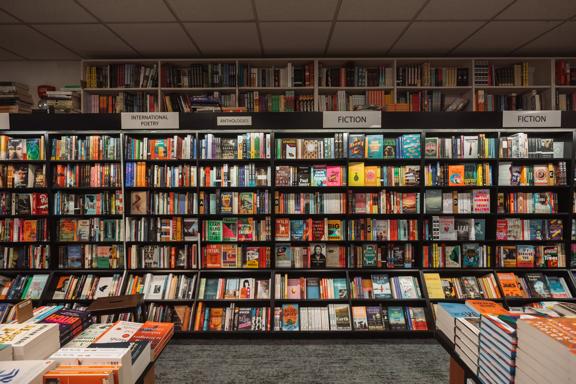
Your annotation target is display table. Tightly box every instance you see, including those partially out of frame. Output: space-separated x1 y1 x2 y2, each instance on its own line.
435 331 481 384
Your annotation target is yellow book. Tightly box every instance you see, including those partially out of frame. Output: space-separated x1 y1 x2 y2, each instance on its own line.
477 163 483 186
348 162 365 187
548 163 555 185
364 166 380 186
520 166 527 185
423 273 445 299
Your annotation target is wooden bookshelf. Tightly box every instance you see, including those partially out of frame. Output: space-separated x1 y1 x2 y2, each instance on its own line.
1 112 576 335
81 58 576 112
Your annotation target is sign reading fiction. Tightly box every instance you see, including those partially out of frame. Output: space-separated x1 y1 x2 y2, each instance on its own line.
323 111 381 128
502 111 561 127
217 116 252 126
121 112 179 129
0 113 9 130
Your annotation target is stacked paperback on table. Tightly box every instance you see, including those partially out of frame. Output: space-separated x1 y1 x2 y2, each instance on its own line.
0 305 174 383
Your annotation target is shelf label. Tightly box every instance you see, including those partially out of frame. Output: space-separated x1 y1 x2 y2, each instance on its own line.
0 113 9 130
502 111 561 127
217 116 252 126
121 112 179 129
323 111 381 128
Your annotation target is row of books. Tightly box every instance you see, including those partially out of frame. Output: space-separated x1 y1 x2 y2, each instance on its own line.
198 190 270 215
474 61 533 86
52 274 124 300
238 63 314 88
275 303 427 332
163 93 238 111
0 163 46 188
0 245 50 269
54 163 121 188
57 244 123 269
146 303 193 332
276 134 347 160
348 243 415 268
274 275 347 300
498 162 567 186
496 244 566 268
499 133 564 159
50 135 120 161
125 217 197 242
397 91 468 112
161 63 236 88
0 82 33 113
54 191 124 215
0 274 48 300
555 60 576 86
194 303 270 332
0 218 48 242
424 163 493 186
319 64 394 87
475 89 542 112
0 192 48 215
84 63 158 88
125 273 196 300
424 135 496 159
125 135 197 160
424 273 501 300
422 243 490 268
424 189 490 214
396 63 469 87
58 218 123 242
128 191 198 215
199 164 270 187
125 163 197 188
426 217 485 241
202 244 270 269
275 192 346 214
203 218 270 242
0 136 44 160
198 277 270 300
274 218 345 242
556 91 576 111
200 133 271 160
497 192 558 213
318 91 393 111
239 92 315 112
496 218 562 241
497 272 573 299
347 219 418 241
347 191 419 214
84 93 159 113
127 244 198 270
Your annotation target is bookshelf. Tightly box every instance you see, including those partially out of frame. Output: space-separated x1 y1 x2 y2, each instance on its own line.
1 112 576 336
82 58 576 113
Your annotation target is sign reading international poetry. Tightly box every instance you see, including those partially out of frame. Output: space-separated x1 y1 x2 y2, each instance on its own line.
121 112 179 129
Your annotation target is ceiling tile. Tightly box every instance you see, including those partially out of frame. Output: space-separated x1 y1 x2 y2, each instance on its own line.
515 21 576 55
77 0 175 22
255 0 338 21
184 22 259 56
328 22 407 55
109 23 198 56
35 24 136 58
338 0 427 20
0 25 79 59
390 21 483 55
453 21 561 54
418 0 514 20
497 0 576 20
166 0 254 21
0 0 96 23
260 22 331 55
0 10 18 23
0 47 23 60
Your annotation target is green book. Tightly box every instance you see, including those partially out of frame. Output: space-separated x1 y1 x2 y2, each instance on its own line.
206 220 223 242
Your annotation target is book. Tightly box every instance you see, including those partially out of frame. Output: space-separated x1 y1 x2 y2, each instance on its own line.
348 162 365 187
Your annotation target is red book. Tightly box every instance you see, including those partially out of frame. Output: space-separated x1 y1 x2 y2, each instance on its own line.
130 321 174 361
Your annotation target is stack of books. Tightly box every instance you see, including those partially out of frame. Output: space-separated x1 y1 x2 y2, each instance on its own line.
0 82 33 113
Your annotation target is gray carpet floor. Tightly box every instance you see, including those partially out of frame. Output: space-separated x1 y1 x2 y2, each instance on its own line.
155 339 449 384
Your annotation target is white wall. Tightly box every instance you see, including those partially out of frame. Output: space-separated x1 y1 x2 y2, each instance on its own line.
0 61 80 104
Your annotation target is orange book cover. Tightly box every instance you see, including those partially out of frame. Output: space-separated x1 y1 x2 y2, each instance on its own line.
208 308 224 331
130 321 174 359
496 273 525 298
521 317 576 348
448 165 465 186
43 371 114 384
465 299 510 316
205 244 222 268
49 365 119 384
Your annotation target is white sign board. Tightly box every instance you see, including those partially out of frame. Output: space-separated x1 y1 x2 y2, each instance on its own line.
323 111 381 128
121 112 179 129
503 111 561 127
0 113 9 130
217 116 252 126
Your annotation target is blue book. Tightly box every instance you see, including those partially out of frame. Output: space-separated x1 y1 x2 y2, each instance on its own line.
306 278 320 299
332 278 348 299
366 135 384 159
401 134 421 159
439 302 480 318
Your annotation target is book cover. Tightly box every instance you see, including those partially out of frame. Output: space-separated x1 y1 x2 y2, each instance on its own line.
460 277 482 299
365 135 383 159
371 274 392 299
364 166 380 186
425 190 442 213
401 134 421 159
206 220 223 242
382 138 396 159
352 306 368 330
496 273 524 298
275 218 290 241
366 306 384 330
348 162 365 187
311 166 327 187
424 137 438 158
325 165 342 187
516 245 535 268
297 166 310 186
327 220 343 241
387 307 406 330
275 244 292 268
281 304 299 331
130 192 147 215
448 165 465 186
239 193 255 214
222 218 237 242
525 273 551 298
348 134 365 159
333 304 351 330
362 244 377 267
221 244 238 268
462 244 481 268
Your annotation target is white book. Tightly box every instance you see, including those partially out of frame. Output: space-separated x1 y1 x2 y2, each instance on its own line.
146 275 167 300
50 347 131 384
0 360 57 384
94 276 114 299
92 321 142 344
0 323 59 360
65 324 113 348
